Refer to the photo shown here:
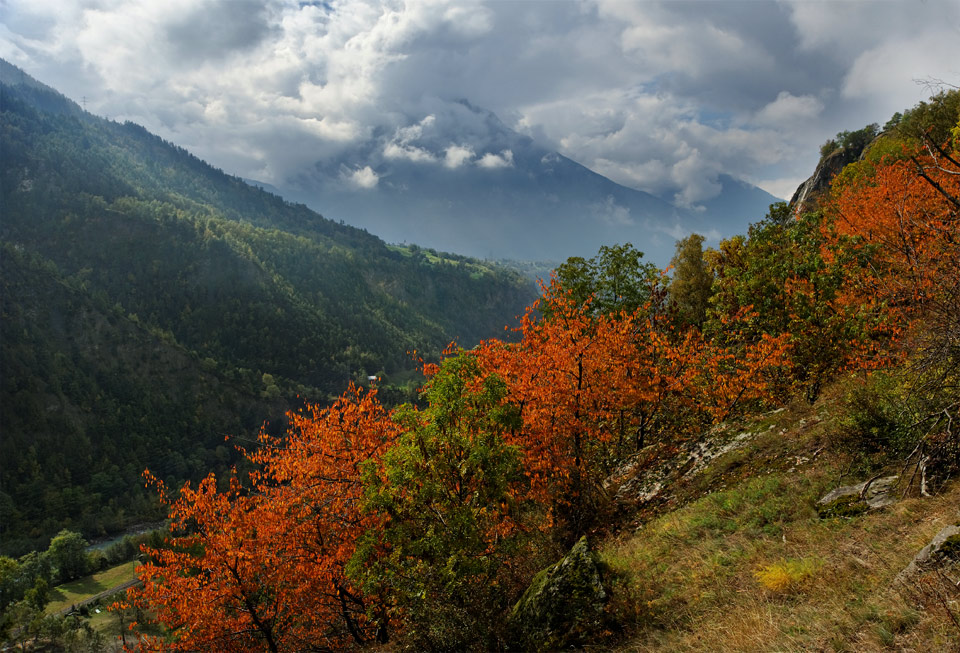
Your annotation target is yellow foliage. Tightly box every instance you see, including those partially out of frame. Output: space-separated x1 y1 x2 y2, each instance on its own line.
754 557 821 593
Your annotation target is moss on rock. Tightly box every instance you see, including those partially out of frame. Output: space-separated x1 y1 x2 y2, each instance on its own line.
508 536 609 651
935 533 960 563
817 493 869 519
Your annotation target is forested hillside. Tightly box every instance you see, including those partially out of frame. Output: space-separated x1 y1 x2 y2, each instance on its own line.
1 244 278 555
0 65 537 555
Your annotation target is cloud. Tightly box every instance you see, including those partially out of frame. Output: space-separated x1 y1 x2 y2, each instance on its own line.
383 114 439 163
342 165 379 190
2 0 959 208
755 91 823 126
591 195 633 226
477 149 513 169
670 150 721 209
443 144 474 169
752 176 806 202
842 34 960 120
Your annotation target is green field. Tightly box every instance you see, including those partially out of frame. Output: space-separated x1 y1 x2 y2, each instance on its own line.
45 561 137 615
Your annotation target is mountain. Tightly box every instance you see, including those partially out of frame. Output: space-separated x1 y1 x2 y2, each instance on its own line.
267 101 780 266
0 61 537 553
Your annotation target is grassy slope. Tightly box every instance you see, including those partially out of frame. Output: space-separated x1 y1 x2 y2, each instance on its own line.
602 380 960 652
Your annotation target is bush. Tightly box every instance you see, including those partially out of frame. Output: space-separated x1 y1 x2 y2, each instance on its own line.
837 373 916 467
349 354 536 651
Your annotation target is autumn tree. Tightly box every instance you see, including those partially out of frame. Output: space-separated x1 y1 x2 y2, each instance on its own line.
814 91 960 483
126 386 399 652
706 203 883 402
829 105 960 422
476 272 788 536
830 124 959 335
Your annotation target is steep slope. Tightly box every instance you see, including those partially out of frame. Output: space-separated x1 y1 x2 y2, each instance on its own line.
0 244 282 555
602 386 960 651
0 64 536 389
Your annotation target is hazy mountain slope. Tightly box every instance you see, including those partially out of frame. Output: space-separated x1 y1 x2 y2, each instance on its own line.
270 102 779 265
0 65 536 385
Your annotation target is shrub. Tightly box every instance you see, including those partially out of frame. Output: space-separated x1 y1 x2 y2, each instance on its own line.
837 373 916 466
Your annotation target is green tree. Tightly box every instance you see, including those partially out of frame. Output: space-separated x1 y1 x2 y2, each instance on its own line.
553 243 660 318
0 556 21 612
46 530 89 583
23 576 48 611
669 233 712 329
350 354 531 651
706 203 876 402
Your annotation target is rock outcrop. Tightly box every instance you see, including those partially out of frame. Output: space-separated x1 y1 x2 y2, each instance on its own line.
508 536 608 651
817 476 900 518
607 420 772 513
898 523 960 581
789 138 874 216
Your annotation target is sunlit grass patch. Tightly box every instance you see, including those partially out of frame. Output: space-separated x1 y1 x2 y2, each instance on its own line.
754 557 822 593
45 561 137 615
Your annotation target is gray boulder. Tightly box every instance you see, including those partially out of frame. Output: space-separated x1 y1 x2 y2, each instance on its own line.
509 536 608 651
898 523 960 581
817 475 899 518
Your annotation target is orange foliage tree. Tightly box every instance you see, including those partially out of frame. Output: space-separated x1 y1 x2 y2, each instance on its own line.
826 116 960 473
125 386 398 652
475 277 788 531
830 148 960 325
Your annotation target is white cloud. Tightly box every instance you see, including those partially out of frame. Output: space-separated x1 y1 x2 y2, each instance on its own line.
755 91 823 126
342 165 379 190
477 149 513 169
591 195 633 226
753 176 805 201
443 144 475 169
671 150 721 209
383 141 437 163
842 35 960 120
785 0 959 60
383 114 439 163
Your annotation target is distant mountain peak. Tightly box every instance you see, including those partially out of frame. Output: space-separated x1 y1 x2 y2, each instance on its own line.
269 102 778 265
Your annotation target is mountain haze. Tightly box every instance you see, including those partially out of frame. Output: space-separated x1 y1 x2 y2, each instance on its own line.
267 101 780 265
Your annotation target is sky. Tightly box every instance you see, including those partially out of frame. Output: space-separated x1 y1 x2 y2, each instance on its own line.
2 0 959 205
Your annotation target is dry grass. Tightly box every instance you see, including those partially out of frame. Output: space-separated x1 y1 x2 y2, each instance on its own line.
600 391 960 652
